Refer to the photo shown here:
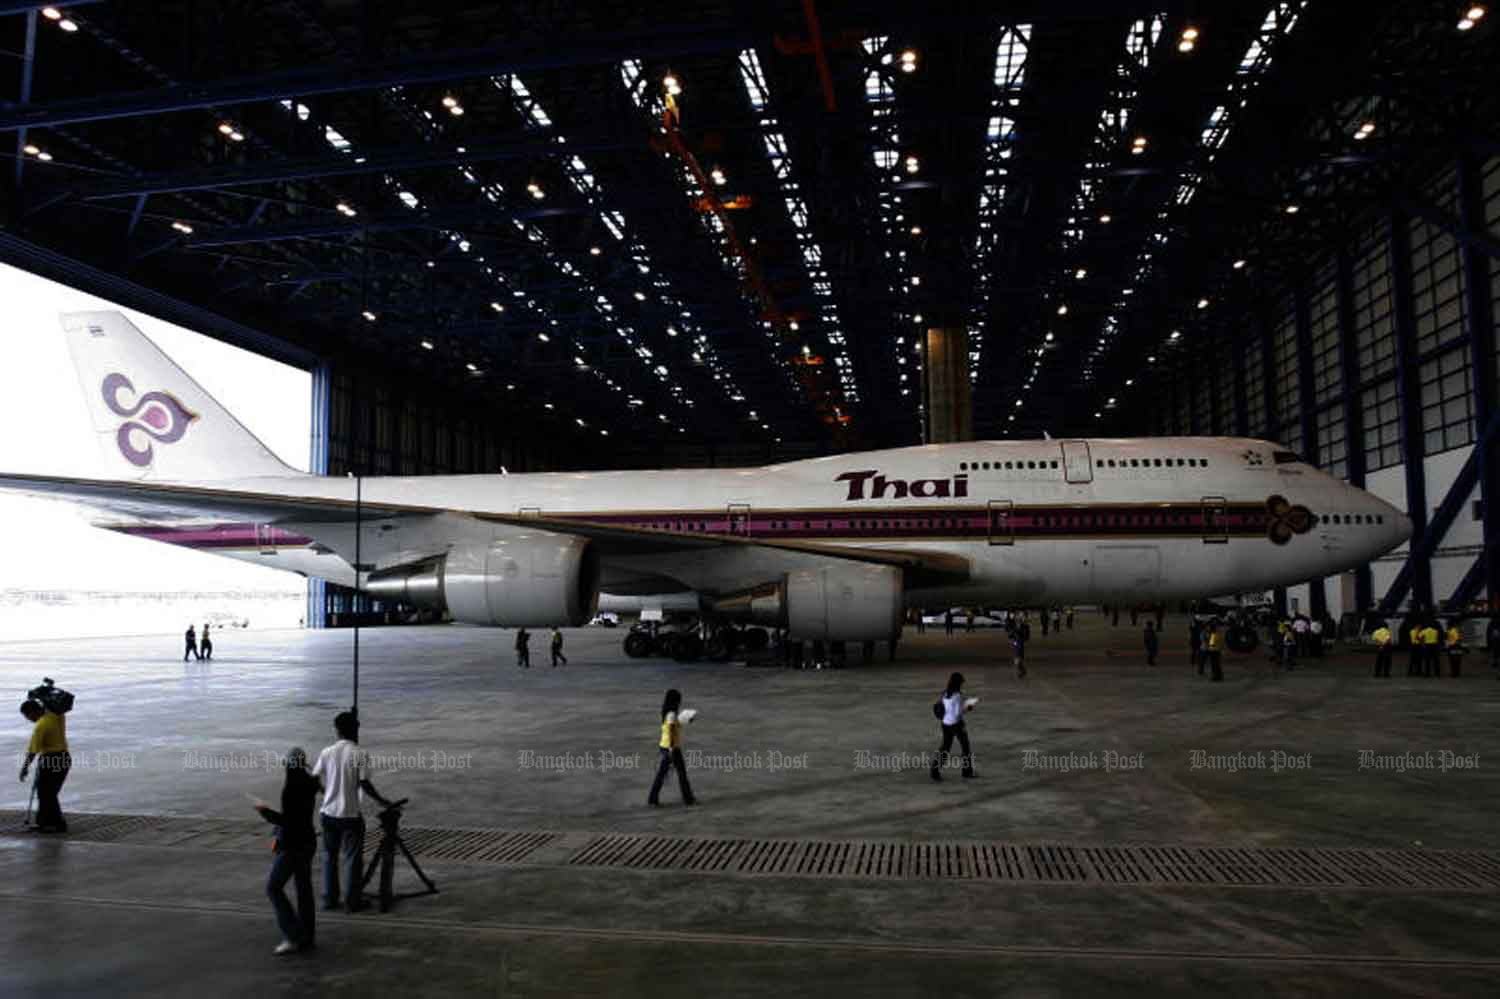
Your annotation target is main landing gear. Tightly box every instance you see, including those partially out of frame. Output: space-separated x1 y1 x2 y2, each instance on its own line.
622 621 769 663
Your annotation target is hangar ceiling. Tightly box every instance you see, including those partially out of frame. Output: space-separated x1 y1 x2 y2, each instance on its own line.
1 1 1496 456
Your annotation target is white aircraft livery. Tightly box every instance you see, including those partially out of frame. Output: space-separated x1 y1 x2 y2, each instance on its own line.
0 313 1411 647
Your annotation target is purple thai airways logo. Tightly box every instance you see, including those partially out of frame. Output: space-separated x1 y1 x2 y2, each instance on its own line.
101 373 198 467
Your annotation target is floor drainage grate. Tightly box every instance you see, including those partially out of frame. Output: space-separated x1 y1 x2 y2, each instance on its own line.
4 812 1499 893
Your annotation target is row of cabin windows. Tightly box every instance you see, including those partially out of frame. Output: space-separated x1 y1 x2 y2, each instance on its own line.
1098 457 1208 469
1328 513 1386 526
959 459 1060 471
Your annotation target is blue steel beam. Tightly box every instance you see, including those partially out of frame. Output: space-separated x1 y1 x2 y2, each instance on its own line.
1445 553 1488 610
1384 209 1432 612
0 1 103 14
1292 280 1327 622
1335 243 1372 611
181 203 580 248
1398 197 1500 261
0 28 753 132
1380 405 1500 615
1459 154 1499 608
71 134 635 201
12 11 35 189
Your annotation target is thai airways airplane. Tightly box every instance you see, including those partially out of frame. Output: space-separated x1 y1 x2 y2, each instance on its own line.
0 313 1411 653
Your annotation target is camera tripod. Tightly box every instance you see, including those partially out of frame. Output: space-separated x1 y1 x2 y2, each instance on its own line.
359 798 438 912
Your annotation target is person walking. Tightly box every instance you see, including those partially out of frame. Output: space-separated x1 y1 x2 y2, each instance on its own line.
1144 620 1159 666
550 627 567 667
1065 607 1075 630
1205 621 1224 682
944 609 954 637
200 623 214 661
1130 605 1139 627
253 747 319 955
311 711 393 913
515 628 531 669
647 689 696 806
1420 619 1442 678
965 608 975 633
915 610 926 635
1012 626 1027 679
1372 621 1393 678
929 672 976 781
1051 607 1062 634
1445 620 1465 677
1280 622 1297 671
1040 609 1050 637
1309 617 1324 658
18 700 69 833
184 624 199 662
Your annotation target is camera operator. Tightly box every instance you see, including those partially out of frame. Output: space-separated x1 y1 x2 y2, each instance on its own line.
311 711 392 913
18 699 70 833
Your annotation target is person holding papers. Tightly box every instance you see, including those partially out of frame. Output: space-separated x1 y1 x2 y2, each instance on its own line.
647 689 697 807
930 672 977 782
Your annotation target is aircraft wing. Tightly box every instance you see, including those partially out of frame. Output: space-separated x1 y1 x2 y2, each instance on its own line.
0 472 971 586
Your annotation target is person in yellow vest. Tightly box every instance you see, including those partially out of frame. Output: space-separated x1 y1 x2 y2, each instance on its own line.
1445 621 1465 677
1407 621 1424 676
647 688 696 807
1419 620 1442 678
1372 622 1393 678
19 700 70 833
1205 621 1224 682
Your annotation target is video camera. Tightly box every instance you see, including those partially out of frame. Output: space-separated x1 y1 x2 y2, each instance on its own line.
26 678 75 715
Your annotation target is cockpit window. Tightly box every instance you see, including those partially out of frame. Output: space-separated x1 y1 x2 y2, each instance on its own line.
1272 451 1300 465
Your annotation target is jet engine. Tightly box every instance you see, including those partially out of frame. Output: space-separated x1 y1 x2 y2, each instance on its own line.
365 535 599 626
708 564 903 641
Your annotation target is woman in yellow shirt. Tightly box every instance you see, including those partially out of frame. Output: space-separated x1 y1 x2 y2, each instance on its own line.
647 689 696 807
1445 622 1465 677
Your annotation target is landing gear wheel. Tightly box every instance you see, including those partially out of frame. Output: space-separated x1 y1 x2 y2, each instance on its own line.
670 633 703 662
623 632 652 658
1226 625 1259 653
705 631 735 662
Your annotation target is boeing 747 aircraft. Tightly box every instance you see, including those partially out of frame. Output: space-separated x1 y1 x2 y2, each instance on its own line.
0 313 1411 654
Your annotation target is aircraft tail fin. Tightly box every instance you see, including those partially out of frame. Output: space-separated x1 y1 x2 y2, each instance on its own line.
59 311 301 481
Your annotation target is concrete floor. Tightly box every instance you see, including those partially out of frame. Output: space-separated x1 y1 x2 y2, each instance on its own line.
2 614 1498 996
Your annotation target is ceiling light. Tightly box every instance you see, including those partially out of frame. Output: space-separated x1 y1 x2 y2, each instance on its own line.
710 167 727 186
1056 304 1068 316
57 18 77 31
448 104 464 117
1233 258 1246 270
526 181 544 199
490 301 505 312
1125 379 1134 386
217 122 235 136
1131 136 1148 155
545 402 555 410
171 221 194 234
910 276 921 287
1169 330 1181 340
900 49 919 73
633 291 646 301
442 95 458 109
1148 355 1156 363
663 73 682 96
35 151 52 162
589 245 602 256
1354 120 1375 139
336 202 356 217
361 310 377 322
22 144 39 156
904 154 920 174
1074 268 1087 280
666 326 679 336
41 7 62 19
1045 332 1055 342
537 332 550 342
1099 213 1112 223
421 341 434 350
1197 297 1210 309
913 314 924 324
789 320 800 330
1284 203 1300 214
466 362 478 372
228 130 244 142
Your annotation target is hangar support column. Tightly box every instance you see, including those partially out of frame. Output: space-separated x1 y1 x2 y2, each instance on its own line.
922 325 973 444
306 360 332 630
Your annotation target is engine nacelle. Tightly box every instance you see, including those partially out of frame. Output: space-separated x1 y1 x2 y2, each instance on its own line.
708 564 903 641
366 535 599 627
